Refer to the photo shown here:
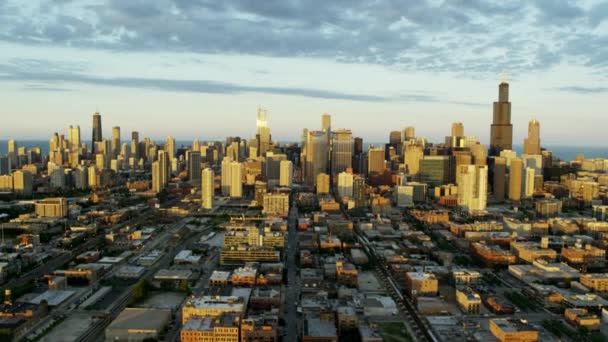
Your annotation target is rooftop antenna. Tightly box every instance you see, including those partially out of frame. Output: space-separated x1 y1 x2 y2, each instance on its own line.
501 68 507 83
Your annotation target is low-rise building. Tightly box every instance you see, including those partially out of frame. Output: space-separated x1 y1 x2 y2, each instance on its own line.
561 244 606 269
510 241 557 263
182 295 246 324
180 314 240 342
452 269 481 285
471 242 517 267
455 287 481 314
564 308 601 331
489 318 538 342
105 308 171 342
405 272 438 297
580 273 608 292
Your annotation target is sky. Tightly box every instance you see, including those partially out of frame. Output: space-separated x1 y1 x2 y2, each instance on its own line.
0 0 607 146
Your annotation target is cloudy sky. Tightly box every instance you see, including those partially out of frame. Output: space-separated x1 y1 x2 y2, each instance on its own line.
1 0 607 146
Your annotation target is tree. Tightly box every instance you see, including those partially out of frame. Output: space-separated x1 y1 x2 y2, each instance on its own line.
178 279 190 294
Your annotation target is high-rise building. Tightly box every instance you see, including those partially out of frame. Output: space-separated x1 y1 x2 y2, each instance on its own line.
367 147 385 174
73 165 88 190
353 175 367 208
221 157 233 197
331 129 353 178
264 153 285 181
279 160 293 187
493 157 507 202
523 119 541 155
12 170 32 196
389 131 401 146
230 161 243 198
470 143 487 166
0 155 10 176
305 131 328 186
111 126 121 157
458 165 488 213
192 139 200 153
508 158 523 201
201 168 214 209
7 139 18 169
316 173 330 194
152 150 169 193
403 126 416 141
92 112 102 152
452 122 465 137
68 125 81 153
257 107 271 156
420 156 453 187
188 151 202 183
337 172 354 198
489 79 513 156
165 136 176 162
321 113 331 132
404 144 424 179
523 167 535 199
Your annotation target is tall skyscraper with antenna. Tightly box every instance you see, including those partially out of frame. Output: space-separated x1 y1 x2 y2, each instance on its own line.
489 75 513 156
92 112 102 153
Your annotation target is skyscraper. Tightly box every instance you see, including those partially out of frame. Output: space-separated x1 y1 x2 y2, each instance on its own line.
201 168 214 209
229 161 243 198
451 122 464 137
92 112 102 152
404 144 424 179
523 119 541 155
68 125 81 152
257 107 271 156
508 158 523 201
305 131 328 186
279 160 293 187
0 155 10 176
353 175 367 208
165 136 176 162
337 172 354 198
7 140 18 169
321 113 331 132
112 126 121 158
457 165 488 213
152 150 168 193
489 79 513 156
331 129 353 179
12 170 32 197
493 157 507 202
188 151 202 183
420 156 453 187
523 167 535 199
221 157 233 196
402 126 416 141
367 147 385 174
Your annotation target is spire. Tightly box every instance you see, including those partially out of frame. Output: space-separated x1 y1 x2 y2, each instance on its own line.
501 68 507 84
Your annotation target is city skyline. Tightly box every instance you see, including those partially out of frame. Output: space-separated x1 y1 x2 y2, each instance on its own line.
3 2 608 342
1 0 608 145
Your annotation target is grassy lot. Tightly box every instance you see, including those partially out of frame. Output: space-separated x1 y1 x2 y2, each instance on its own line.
377 322 414 342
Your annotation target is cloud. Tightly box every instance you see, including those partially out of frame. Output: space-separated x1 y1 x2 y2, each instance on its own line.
0 58 485 106
554 86 608 94
0 0 607 77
